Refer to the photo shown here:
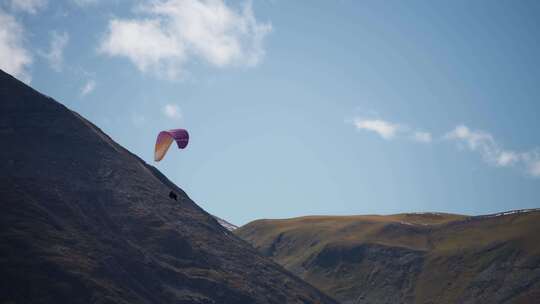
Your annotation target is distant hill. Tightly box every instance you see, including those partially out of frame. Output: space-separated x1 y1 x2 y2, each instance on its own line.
0 69 337 304
236 210 540 304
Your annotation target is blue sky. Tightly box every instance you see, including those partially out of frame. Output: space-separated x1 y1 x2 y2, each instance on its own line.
2 0 539 225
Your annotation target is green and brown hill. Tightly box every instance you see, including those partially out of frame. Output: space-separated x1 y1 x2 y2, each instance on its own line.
236 210 540 304
0 69 337 304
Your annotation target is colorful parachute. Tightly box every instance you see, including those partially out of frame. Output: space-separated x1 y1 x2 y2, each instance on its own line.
154 129 189 162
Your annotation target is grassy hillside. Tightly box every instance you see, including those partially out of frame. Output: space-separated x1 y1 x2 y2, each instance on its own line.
236 210 540 304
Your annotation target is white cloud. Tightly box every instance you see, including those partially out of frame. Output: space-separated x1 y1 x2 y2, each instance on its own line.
0 10 32 83
353 118 433 144
496 151 519 167
80 80 95 96
446 125 494 152
445 124 540 177
41 31 69 72
99 0 272 79
413 131 432 143
10 0 47 14
445 125 517 167
354 119 400 140
163 104 182 120
351 115 540 178
100 19 184 78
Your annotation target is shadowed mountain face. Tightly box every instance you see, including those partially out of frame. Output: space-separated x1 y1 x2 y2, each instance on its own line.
0 70 337 304
237 211 540 304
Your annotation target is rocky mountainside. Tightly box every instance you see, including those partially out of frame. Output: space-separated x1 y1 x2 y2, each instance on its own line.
237 210 540 304
0 69 337 304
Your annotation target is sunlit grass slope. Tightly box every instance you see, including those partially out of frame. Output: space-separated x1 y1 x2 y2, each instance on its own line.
237 210 540 304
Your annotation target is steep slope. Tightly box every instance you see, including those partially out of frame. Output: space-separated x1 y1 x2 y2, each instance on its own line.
237 211 540 304
0 69 337 304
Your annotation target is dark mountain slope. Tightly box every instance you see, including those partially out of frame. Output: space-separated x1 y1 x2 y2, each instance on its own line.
0 69 337 304
237 211 540 304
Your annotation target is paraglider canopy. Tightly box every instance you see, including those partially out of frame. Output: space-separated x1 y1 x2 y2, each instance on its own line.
154 129 189 162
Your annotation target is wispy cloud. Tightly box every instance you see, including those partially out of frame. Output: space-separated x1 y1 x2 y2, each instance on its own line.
445 125 540 177
0 9 32 83
162 104 182 120
99 0 272 79
10 0 47 14
445 125 518 167
354 119 400 140
351 116 539 178
353 118 432 143
495 151 519 167
40 31 69 72
80 80 95 96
